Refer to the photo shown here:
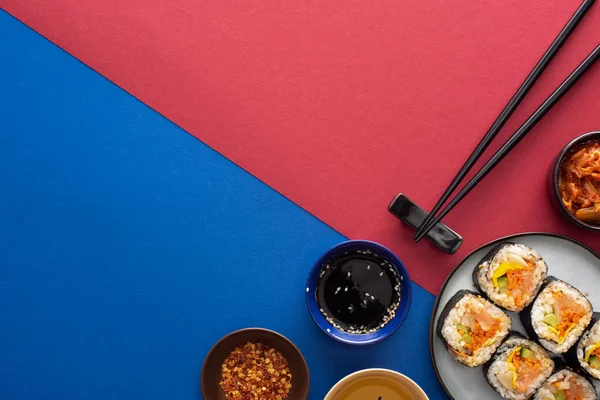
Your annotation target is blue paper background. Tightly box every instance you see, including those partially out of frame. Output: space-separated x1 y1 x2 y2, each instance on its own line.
0 11 447 399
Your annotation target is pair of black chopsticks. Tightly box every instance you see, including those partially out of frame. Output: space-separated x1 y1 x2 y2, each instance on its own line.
414 0 600 242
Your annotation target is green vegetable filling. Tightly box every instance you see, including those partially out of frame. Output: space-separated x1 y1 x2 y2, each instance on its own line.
542 313 558 329
554 390 566 400
462 334 472 345
497 276 508 291
519 348 535 359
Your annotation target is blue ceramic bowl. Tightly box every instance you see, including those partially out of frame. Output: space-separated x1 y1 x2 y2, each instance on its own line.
305 240 412 345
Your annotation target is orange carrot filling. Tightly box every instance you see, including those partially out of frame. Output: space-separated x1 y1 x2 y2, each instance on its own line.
449 347 469 358
468 322 500 351
505 268 533 307
511 352 543 392
554 292 585 338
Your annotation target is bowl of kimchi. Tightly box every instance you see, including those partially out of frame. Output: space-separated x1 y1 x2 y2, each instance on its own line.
551 131 600 231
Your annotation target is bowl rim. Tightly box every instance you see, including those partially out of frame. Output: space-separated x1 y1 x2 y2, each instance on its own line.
305 239 413 345
552 130 600 231
200 327 310 399
323 368 429 400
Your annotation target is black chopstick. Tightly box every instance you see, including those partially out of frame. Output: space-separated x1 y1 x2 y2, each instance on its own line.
414 44 600 242
414 0 596 240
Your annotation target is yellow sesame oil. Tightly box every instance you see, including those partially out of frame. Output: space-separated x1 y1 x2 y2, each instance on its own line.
336 376 412 400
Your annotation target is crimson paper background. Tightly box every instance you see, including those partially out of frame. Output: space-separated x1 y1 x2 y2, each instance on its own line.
3 0 599 293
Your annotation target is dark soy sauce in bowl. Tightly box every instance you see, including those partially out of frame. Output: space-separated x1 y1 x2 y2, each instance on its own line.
316 249 401 334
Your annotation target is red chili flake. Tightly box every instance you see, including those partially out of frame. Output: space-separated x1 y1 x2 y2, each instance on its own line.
219 342 292 400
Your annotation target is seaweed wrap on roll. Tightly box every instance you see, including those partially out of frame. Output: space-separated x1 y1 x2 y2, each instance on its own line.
437 290 511 367
533 368 596 400
484 332 554 400
473 242 548 312
565 314 600 380
521 277 592 354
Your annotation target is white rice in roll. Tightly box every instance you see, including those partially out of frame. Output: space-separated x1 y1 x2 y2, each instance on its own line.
534 370 596 400
440 292 511 367
486 336 554 400
577 319 600 380
476 243 547 312
530 279 592 354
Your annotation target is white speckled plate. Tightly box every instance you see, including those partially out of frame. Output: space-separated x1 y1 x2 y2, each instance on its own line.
430 233 600 399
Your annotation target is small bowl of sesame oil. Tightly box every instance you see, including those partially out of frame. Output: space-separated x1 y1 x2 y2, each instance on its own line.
305 240 412 345
324 368 429 400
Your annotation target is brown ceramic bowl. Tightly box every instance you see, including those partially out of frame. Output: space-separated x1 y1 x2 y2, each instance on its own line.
201 328 310 400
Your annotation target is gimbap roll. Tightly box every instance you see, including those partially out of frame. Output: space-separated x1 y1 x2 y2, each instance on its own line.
473 242 548 312
484 332 554 400
566 316 600 380
521 277 592 354
533 369 596 400
437 290 511 367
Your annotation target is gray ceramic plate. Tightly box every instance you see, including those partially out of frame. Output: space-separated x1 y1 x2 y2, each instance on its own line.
430 233 600 399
